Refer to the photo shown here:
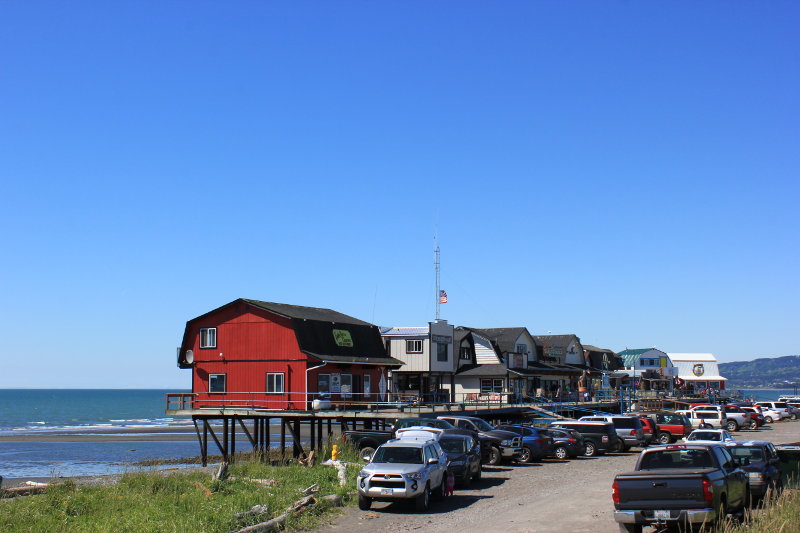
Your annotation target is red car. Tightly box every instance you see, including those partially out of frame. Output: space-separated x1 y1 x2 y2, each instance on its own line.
652 412 694 444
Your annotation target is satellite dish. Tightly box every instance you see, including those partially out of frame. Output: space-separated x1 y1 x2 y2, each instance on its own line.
185 350 194 365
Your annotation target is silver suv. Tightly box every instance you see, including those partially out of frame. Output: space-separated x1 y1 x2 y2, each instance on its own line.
357 429 447 511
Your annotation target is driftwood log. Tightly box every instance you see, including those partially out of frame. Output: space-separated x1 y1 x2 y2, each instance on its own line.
233 495 316 533
0 486 49 498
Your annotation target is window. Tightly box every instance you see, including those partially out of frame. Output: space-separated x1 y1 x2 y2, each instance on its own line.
200 328 217 348
406 340 423 353
209 373 226 393
363 374 371 397
266 373 284 393
480 379 504 394
317 374 330 394
436 342 448 362
340 374 352 399
516 344 526 354
460 346 471 360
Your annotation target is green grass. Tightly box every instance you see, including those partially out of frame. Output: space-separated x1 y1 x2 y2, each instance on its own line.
717 488 800 533
0 444 363 533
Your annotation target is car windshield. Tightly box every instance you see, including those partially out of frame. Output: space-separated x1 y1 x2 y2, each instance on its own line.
640 450 713 469
688 432 721 441
471 419 495 432
395 419 453 430
439 438 467 454
729 447 764 462
372 446 423 464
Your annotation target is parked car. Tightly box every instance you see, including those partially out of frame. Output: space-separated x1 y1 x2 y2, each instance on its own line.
653 412 694 444
548 421 621 457
578 415 646 451
676 408 729 429
612 443 750 531
438 433 482 486
346 417 470 459
357 432 447 511
725 441 783 501
391 417 490 460
682 429 736 444
494 424 553 463
691 404 745 432
739 406 764 429
539 427 584 459
437 415 522 465
755 402 791 422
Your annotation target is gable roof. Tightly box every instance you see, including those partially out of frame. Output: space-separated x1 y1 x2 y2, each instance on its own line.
477 327 535 354
533 334 580 349
617 348 667 368
242 299 373 325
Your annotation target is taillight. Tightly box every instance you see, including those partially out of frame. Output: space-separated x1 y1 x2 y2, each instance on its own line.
602 436 609 442
702 479 713 502
568 437 577 443
629 430 636 436
612 480 620 504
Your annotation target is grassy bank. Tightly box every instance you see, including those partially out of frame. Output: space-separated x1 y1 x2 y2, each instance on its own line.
0 444 361 533
718 489 799 533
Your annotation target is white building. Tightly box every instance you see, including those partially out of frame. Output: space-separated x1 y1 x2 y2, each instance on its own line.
667 353 728 392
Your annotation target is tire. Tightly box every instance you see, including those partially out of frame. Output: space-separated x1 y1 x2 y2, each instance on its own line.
791 413 797 420
487 445 502 465
358 493 371 510
765 416 773 424
618 524 643 533
432 478 446 500
554 446 569 460
415 483 430 511
748 420 758 430
657 432 672 445
583 441 597 457
472 466 482 482
359 446 376 461
716 498 727 525
698 422 709 429
726 420 739 432
615 440 627 453
517 446 533 463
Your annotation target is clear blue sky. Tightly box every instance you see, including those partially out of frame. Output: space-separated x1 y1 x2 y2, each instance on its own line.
1 2 797 388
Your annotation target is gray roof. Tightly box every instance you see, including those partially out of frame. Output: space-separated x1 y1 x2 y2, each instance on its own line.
583 344 615 355
455 364 509 377
242 299 373 325
476 327 535 354
533 334 581 349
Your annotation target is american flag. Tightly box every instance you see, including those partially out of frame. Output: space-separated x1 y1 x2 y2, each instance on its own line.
439 290 448 304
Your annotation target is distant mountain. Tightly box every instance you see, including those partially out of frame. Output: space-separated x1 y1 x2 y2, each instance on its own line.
719 355 800 388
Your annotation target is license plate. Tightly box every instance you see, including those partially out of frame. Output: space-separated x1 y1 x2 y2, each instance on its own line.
654 510 670 520
381 488 392 495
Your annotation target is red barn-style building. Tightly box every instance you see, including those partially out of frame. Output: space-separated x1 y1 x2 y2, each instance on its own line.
177 299 403 410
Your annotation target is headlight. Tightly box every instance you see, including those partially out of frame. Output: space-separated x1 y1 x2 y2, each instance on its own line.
501 439 512 446
403 472 424 480
748 472 764 481
358 470 369 478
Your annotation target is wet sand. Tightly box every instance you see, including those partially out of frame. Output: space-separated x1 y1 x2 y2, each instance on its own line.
0 426 198 442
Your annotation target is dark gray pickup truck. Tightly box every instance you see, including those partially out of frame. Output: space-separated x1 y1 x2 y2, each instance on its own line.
612 443 749 532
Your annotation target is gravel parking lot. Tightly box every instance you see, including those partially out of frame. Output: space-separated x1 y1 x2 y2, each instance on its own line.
314 420 799 533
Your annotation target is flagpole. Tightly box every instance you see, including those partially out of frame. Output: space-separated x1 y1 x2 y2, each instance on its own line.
435 243 440 321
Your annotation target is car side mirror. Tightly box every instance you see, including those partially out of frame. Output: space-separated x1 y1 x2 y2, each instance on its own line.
427 458 439 465
362 452 373 462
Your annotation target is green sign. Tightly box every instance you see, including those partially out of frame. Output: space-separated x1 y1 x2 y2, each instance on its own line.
332 329 354 347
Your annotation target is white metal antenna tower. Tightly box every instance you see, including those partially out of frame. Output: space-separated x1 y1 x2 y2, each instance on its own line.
434 243 441 320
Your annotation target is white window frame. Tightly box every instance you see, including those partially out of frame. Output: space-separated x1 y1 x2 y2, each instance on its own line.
200 327 217 348
460 346 471 360
480 378 504 394
340 374 353 399
406 340 423 354
209 373 226 394
363 374 371 397
516 344 526 354
266 372 285 394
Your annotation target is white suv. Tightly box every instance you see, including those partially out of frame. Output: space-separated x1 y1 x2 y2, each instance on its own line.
755 402 790 423
357 431 447 511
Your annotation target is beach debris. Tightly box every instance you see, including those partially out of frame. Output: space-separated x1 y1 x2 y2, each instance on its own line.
301 450 316 467
213 462 230 481
194 481 213 499
233 495 316 533
321 459 350 486
23 481 50 487
234 504 270 520
300 483 319 495
321 494 343 506
1 486 49 498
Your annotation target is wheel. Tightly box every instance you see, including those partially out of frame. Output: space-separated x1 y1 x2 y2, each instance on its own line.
432 478 446 500
748 420 758 430
791 413 797 420
517 446 533 463
359 446 376 461
358 493 371 510
726 420 739 432
618 524 643 533
583 441 597 457
487 445 502 465
554 446 569 460
472 466 482 481
415 483 430 511
698 422 709 429
657 432 672 445
765 416 773 423
716 498 727 525
460 470 472 487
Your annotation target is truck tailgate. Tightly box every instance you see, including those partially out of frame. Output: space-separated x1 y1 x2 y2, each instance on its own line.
616 470 710 509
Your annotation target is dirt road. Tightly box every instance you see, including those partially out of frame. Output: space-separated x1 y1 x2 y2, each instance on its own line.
313 420 799 533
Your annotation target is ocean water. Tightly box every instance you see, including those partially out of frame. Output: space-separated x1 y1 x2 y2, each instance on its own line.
731 388 799 402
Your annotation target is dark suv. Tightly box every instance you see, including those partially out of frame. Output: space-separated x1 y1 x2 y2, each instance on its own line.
548 421 621 457
437 415 522 465
579 415 646 451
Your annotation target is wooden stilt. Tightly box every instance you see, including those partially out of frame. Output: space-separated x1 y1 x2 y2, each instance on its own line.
230 417 236 460
202 418 209 466
265 418 271 455
280 419 286 461
317 417 323 451
309 418 316 451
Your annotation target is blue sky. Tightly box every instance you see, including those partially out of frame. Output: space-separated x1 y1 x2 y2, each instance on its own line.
1 2 797 388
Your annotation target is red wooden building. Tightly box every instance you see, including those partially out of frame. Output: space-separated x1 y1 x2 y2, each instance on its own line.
177 298 403 410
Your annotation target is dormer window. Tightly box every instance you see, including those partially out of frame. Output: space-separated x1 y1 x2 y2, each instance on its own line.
460 346 471 360
200 328 217 348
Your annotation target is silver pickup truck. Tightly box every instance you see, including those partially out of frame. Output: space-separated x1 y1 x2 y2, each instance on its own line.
612 443 749 532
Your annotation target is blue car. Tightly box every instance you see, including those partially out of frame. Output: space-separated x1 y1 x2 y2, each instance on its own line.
725 440 783 501
495 424 554 463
